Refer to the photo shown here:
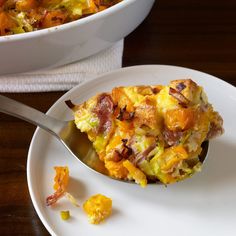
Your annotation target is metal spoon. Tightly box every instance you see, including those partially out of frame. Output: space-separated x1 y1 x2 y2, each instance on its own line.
0 95 208 184
0 95 107 174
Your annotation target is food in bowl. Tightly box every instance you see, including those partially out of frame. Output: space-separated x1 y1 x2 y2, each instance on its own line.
0 0 122 36
0 0 155 75
67 79 224 186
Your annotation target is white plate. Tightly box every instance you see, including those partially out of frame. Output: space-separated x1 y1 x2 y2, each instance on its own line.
27 65 236 236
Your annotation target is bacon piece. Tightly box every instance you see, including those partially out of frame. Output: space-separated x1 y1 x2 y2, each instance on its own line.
120 139 133 158
135 143 157 164
169 87 190 107
151 85 163 94
116 106 135 121
207 119 224 140
207 123 224 140
46 167 69 206
205 110 224 140
46 189 65 206
46 166 79 207
112 139 133 162
93 93 114 134
162 126 183 146
65 100 76 109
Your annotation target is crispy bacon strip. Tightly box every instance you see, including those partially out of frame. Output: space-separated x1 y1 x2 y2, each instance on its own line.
46 189 65 206
46 166 79 207
112 139 133 162
206 117 224 140
169 87 190 107
162 126 183 146
117 106 135 121
46 167 69 206
93 93 114 134
65 100 76 109
121 139 133 159
135 143 157 164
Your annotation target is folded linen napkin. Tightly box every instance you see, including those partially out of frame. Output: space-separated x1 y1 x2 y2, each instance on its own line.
0 40 123 93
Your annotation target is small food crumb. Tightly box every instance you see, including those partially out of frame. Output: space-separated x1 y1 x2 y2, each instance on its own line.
60 210 70 221
83 194 112 224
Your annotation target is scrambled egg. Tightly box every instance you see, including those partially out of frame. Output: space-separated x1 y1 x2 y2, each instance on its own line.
70 79 224 186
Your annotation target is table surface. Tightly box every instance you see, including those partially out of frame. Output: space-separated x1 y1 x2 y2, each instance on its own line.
0 0 236 235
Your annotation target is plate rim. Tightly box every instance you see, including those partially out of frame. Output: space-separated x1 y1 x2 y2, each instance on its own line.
26 64 236 236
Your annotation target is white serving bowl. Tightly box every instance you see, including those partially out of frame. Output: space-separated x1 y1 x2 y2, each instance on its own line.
0 0 155 75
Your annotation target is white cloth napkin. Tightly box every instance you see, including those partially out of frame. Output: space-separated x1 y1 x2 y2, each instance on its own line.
0 40 123 93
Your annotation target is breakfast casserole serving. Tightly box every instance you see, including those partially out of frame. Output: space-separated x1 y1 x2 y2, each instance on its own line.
67 79 224 186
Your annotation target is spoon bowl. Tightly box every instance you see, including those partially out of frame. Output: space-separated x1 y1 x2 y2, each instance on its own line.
0 94 209 184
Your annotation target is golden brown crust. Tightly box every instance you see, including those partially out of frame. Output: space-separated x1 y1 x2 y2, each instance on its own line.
170 79 203 104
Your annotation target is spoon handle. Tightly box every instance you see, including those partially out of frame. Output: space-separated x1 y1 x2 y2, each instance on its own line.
0 95 65 137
